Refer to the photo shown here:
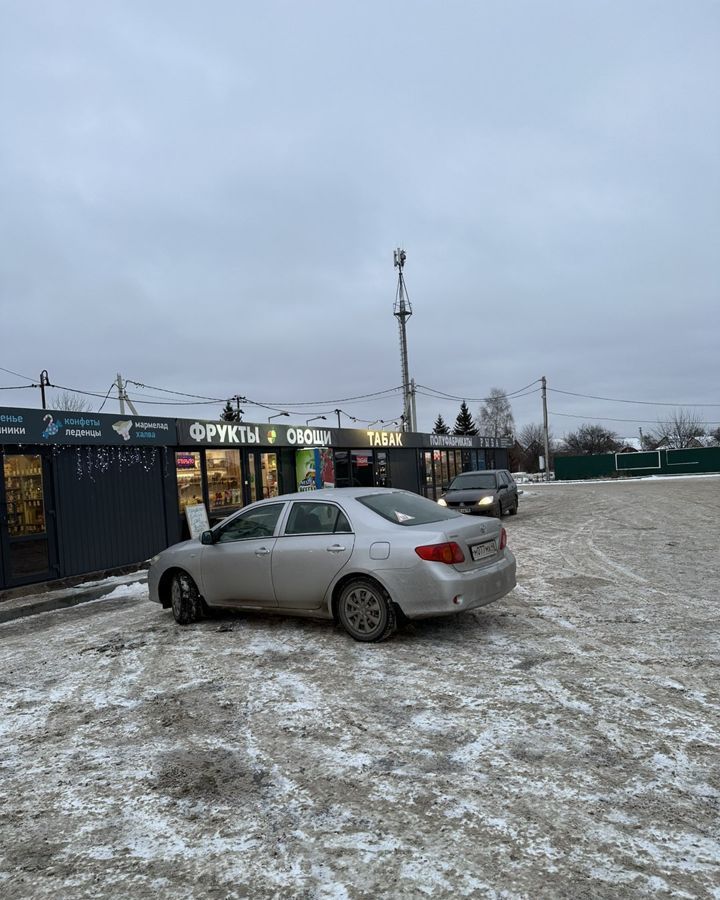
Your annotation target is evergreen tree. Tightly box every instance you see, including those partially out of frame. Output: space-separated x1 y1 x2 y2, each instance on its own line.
433 414 450 435
453 401 478 435
220 400 239 422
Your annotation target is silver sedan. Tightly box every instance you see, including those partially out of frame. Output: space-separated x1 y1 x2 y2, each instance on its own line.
148 488 517 642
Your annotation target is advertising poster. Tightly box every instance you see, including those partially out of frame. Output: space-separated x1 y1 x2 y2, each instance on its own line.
296 448 335 491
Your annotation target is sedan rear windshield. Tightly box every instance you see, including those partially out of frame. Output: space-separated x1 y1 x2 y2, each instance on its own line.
356 491 462 526
449 473 497 490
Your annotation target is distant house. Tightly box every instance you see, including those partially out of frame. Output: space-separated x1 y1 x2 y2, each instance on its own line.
616 444 638 454
653 436 705 450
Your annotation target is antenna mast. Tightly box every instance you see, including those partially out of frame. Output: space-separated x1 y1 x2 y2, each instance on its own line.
393 248 415 431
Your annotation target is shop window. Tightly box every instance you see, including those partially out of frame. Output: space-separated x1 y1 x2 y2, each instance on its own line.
423 451 434 498
175 452 202 512
206 449 243 516
334 451 350 488
2 454 50 579
351 450 374 487
3 455 45 536
438 451 450 489
247 452 258 503
375 451 388 487
261 453 279 498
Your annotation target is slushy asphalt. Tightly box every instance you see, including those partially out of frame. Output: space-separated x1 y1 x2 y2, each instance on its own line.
0 568 148 625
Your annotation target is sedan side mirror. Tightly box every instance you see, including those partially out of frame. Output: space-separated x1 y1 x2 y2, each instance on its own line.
200 530 215 545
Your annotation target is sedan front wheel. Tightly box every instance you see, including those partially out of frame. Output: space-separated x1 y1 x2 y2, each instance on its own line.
171 571 203 625
337 578 396 643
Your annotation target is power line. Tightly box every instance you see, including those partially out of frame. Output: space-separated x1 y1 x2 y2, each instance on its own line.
416 380 542 403
96 382 118 413
550 387 720 408
243 387 404 408
0 365 37 382
549 410 720 426
126 378 404 408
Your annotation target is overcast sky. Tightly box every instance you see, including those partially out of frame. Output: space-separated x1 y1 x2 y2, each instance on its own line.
1 1 718 441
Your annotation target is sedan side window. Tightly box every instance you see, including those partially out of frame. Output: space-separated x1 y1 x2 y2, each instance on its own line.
285 502 352 535
334 509 352 533
216 504 284 543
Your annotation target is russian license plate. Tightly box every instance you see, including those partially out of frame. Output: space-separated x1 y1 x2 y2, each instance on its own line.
471 540 497 561
458 505 474 513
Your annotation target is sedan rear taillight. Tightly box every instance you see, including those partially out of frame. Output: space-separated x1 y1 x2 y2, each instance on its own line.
499 527 507 550
415 542 465 564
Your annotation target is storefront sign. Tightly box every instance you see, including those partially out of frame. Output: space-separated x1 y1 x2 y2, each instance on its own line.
426 434 513 449
180 420 334 448
365 430 404 447
0 407 511 451
428 434 474 447
0 407 176 446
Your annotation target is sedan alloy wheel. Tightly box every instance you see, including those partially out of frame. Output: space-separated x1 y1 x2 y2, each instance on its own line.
338 578 396 643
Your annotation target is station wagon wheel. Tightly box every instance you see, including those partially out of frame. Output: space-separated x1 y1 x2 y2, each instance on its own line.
171 571 203 625
337 578 396 643
494 499 503 518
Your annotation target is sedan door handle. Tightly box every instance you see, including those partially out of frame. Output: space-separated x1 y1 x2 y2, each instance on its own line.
327 544 346 553
254 547 271 557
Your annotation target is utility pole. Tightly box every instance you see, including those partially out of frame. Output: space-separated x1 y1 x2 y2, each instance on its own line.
541 375 551 480
39 370 50 409
334 408 342 429
410 378 417 434
638 426 644 448
393 248 414 432
116 373 138 416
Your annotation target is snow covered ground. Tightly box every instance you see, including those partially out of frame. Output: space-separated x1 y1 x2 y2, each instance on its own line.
1 476 719 898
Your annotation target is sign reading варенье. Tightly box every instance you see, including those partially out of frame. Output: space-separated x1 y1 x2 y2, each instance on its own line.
0 408 176 446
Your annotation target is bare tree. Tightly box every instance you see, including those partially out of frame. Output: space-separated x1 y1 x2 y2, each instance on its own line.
706 426 720 447
477 388 514 442
518 423 555 472
50 391 91 412
648 409 705 449
561 424 620 455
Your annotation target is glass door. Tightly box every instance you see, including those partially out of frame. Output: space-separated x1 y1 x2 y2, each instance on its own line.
260 453 279 497
0 452 54 585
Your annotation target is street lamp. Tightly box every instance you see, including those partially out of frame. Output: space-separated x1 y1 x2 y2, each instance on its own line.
306 415 327 426
381 420 399 430
268 411 290 423
368 419 383 428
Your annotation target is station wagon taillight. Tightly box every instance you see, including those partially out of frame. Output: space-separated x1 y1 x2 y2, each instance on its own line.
415 542 465 564
499 527 507 550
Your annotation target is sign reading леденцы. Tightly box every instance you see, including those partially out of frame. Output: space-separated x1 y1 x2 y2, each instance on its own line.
185 503 210 539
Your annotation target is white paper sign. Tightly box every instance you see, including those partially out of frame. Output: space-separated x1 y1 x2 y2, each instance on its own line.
185 503 210 539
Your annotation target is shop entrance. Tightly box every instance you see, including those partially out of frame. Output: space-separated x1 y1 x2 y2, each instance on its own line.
174 448 282 538
334 450 378 488
0 451 56 586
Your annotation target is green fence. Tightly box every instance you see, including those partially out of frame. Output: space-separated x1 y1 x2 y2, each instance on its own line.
555 446 720 481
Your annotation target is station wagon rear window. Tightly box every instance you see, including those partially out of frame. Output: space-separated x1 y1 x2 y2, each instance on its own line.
357 492 462 526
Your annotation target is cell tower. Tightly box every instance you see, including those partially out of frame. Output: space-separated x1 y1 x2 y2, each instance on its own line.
393 248 415 432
